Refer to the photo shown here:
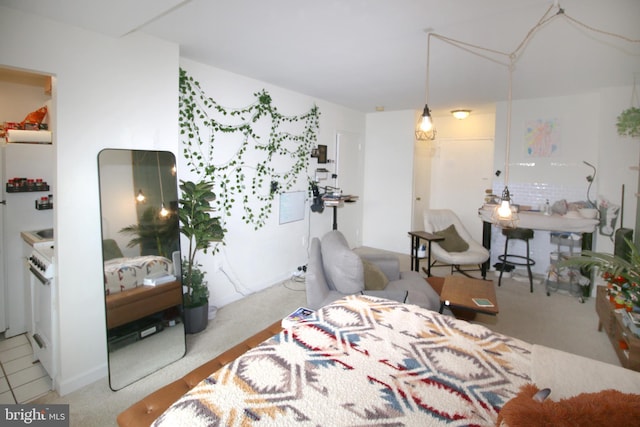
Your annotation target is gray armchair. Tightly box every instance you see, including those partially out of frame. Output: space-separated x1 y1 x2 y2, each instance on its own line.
306 230 440 311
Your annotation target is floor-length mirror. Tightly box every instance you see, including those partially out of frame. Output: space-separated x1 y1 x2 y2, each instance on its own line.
98 149 185 390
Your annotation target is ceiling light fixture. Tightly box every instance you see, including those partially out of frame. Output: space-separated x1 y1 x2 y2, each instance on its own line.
451 109 471 120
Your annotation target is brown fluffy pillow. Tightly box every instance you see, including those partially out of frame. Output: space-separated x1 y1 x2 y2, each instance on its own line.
362 259 389 290
497 383 640 426
435 224 469 252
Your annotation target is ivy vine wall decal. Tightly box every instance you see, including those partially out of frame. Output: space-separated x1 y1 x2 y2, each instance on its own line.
178 68 321 236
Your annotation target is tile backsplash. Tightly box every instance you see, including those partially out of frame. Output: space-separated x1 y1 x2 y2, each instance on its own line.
495 181 589 212
488 180 590 282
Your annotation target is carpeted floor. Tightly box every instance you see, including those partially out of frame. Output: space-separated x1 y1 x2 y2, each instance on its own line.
34 253 620 426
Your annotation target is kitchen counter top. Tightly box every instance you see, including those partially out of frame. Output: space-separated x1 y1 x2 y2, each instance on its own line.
478 206 599 233
21 228 54 247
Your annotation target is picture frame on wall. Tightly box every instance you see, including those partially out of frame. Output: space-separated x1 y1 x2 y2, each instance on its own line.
312 144 327 163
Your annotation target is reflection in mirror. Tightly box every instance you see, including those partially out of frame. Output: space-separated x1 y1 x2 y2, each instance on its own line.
98 149 185 390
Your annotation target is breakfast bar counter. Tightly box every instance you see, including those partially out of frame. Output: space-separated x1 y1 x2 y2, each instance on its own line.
478 207 600 233
477 206 600 280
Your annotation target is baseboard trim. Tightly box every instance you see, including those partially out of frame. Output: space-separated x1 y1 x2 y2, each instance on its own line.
56 363 108 396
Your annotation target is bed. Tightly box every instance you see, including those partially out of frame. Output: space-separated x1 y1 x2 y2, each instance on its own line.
104 254 182 329
118 294 640 426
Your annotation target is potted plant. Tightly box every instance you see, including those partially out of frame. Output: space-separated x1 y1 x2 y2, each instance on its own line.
178 179 225 333
560 239 640 311
617 106 640 138
119 205 179 257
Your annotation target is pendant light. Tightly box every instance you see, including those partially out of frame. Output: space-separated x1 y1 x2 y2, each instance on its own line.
420 105 433 132
492 60 518 228
415 32 436 141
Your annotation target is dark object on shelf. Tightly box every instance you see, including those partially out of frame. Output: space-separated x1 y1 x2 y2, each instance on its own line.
6 177 50 192
311 144 327 163
35 201 53 210
107 314 166 352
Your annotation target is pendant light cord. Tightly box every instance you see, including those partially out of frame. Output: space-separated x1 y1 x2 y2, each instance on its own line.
427 3 640 191
157 152 165 205
425 33 431 104
505 58 513 186
632 72 639 107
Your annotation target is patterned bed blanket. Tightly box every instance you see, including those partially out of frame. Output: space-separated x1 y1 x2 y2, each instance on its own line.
153 295 532 426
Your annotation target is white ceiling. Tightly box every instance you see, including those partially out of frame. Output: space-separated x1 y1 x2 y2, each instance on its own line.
2 0 639 114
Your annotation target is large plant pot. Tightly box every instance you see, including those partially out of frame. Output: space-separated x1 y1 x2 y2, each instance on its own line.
184 302 209 334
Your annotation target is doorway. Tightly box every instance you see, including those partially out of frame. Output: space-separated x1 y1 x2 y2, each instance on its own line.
335 131 364 247
412 137 494 243
0 67 54 335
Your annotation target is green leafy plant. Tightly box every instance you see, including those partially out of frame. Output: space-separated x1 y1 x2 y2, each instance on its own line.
181 259 208 308
559 239 640 309
616 106 640 138
178 68 320 231
119 206 179 257
178 180 225 307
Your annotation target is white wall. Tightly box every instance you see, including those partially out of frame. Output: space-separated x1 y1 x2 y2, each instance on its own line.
0 6 180 394
491 89 639 278
414 111 496 241
362 110 416 253
596 86 640 254
177 59 365 308
367 110 496 250
494 92 600 192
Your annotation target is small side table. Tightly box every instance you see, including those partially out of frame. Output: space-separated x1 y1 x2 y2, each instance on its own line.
408 231 444 276
439 275 499 316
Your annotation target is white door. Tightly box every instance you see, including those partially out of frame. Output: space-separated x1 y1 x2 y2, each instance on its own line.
412 140 432 231
335 131 364 247
428 138 494 243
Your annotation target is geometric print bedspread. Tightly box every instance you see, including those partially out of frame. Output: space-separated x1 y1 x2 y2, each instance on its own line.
152 295 532 426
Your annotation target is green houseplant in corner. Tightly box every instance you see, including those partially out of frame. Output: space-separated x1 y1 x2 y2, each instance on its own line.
179 180 225 333
560 239 640 312
617 106 640 138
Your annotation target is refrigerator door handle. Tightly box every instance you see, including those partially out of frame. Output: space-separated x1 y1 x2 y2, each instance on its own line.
0 200 5 205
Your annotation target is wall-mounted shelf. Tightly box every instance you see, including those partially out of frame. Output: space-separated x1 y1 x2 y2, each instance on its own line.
6 185 50 193
6 178 50 193
5 178 50 193
35 202 53 210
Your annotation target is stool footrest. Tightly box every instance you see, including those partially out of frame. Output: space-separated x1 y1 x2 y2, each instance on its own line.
498 254 536 266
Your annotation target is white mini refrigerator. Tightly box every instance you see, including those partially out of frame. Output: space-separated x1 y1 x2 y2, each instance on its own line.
0 142 54 337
